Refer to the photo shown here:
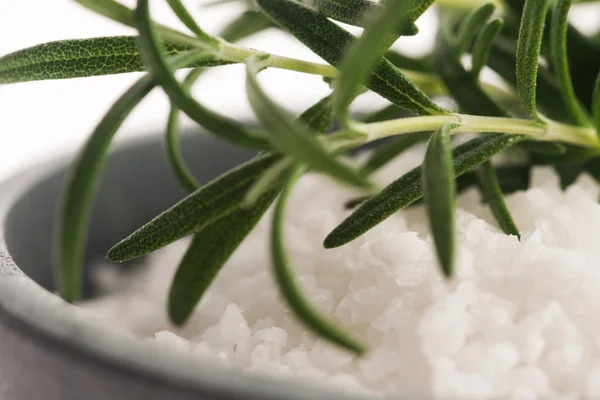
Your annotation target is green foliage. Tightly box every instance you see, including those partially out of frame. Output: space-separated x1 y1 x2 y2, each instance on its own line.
422 125 456 278
271 166 366 354
476 162 520 238
324 133 528 249
595 73 600 135
361 132 431 175
471 19 504 78
2 0 600 354
255 0 449 116
219 11 274 42
549 0 591 127
0 36 227 84
169 185 282 325
107 153 281 262
55 77 154 303
246 54 370 189
135 0 269 149
165 68 204 193
312 0 435 37
455 3 497 55
333 0 422 122
516 0 549 120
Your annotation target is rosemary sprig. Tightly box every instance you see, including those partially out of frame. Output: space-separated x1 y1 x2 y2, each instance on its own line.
1 0 599 354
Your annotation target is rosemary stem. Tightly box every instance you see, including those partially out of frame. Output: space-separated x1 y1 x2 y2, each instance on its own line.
323 114 600 150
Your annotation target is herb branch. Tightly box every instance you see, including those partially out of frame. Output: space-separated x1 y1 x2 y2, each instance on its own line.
2 0 600 353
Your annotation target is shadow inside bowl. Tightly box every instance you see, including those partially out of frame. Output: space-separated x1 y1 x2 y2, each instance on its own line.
3 132 256 299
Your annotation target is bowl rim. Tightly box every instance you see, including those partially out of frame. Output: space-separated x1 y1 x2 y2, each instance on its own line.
0 135 371 400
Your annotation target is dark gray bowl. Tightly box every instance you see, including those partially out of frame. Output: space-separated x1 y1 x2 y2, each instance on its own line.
0 133 368 400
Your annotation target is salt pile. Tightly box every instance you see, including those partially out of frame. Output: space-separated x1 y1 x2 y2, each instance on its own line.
81 144 600 399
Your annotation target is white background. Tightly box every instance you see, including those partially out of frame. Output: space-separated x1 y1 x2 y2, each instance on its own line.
0 1 597 181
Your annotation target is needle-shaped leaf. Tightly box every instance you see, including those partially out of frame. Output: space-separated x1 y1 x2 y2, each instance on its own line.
165 0 217 44
135 0 269 149
272 166 366 354
324 133 528 248
73 0 203 49
422 124 456 278
455 3 496 55
384 51 435 74
256 0 449 117
219 11 274 42
312 0 418 36
165 68 204 193
486 37 571 123
245 54 370 189
333 0 417 121
594 72 600 135
244 158 295 207
106 153 281 262
476 162 520 238
169 185 282 325
435 29 508 118
550 0 590 127
56 76 154 303
516 0 549 120
244 94 335 206
503 0 600 110
361 131 430 175
0 36 227 84
471 19 503 79
435 28 521 239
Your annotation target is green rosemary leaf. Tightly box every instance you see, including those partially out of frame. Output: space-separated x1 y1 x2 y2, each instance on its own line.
244 158 295 207
106 153 281 262
594 72 600 135
256 0 450 116
422 124 456 278
244 94 334 206
312 0 418 36
550 0 590 127
298 95 335 134
245 54 370 189
333 0 416 121
361 132 431 175
58 52 200 302
516 0 549 121
384 51 434 74
503 0 600 110
219 11 274 42
0 36 228 84
165 68 204 193
455 3 496 55
169 185 282 325
435 29 507 118
272 166 366 354
476 162 520 238
73 0 206 49
56 76 154 302
324 133 528 248
471 19 503 79
165 0 217 44
486 37 571 123
135 0 268 149
167 0 211 43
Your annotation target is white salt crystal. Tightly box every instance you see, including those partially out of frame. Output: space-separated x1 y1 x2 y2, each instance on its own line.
309 339 354 372
80 148 600 399
203 303 251 349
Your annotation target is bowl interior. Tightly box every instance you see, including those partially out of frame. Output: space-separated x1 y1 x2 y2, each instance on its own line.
3 132 255 298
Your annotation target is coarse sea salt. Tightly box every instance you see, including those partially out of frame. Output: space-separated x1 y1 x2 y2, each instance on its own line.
80 143 600 399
